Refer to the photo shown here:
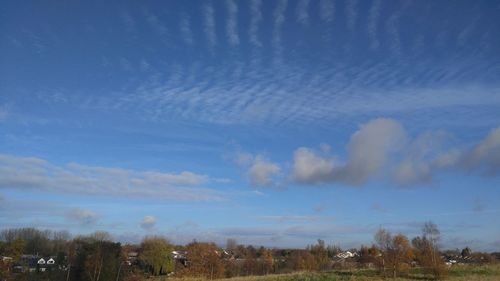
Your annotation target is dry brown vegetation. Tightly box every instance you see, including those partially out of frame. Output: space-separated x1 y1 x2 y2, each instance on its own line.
166 265 500 281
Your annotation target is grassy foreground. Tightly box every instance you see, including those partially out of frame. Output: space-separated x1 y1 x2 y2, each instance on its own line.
168 265 500 281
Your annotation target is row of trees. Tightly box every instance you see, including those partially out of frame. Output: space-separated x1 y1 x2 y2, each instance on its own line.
0 223 497 281
0 228 70 258
0 230 122 281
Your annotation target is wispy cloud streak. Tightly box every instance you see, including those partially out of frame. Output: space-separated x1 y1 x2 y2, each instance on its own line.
42 56 500 127
121 11 136 33
296 0 310 25
345 0 358 31
319 0 335 22
249 0 263 47
225 0 240 46
146 11 168 35
273 0 288 62
203 2 217 49
386 11 402 57
0 154 223 202
367 0 382 49
180 13 194 45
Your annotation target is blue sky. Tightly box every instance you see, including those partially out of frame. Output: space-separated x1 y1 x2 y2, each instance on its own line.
1 0 500 251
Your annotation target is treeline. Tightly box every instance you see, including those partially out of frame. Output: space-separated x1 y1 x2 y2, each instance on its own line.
0 222 498 281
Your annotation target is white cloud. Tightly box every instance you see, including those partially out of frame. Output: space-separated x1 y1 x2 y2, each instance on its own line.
140 215 156 230
66 208 97 225
249 0 263 47
392 159 433 185
0 154 223 201
203 2 217 48
392 131 449 185
225 0 239 46
292 119 406 185
248 156 281 187
236 152 281 187
292 148 335 184
341 118 406 185
459 126 500 176
291 119 500 187
393 126 500 184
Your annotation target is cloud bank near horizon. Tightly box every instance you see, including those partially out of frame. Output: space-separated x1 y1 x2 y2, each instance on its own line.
0 155 224 202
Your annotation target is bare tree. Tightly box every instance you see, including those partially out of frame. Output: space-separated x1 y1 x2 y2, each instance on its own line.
413 222 447 279
422 221 440 267
375 228 392 277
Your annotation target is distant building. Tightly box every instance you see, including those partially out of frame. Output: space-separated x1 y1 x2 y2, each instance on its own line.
335 251 356 259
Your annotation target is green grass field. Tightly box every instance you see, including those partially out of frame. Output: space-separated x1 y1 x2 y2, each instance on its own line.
170 265 500 281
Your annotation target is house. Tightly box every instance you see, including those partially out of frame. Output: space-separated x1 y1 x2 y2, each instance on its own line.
37 258 48 272
19 255 39 272
172 250 187 260
126 251 139 266
12 264 25 273
335 251 356 259
1 256 13 263
15 255 56 273
172 250 188 267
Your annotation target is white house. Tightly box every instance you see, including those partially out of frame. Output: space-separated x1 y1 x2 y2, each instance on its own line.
37 258 46 265
47 258 55 265
1 256 13 262
335 251 355 259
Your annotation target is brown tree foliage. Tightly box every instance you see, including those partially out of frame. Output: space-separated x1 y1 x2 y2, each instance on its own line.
260 248 274 275
358 245 379 267
375 229 414 278
5 238 25 262
413 221 447 279
179 242 224 280
288 250 317 271
387 234 414 278
0 260 10 280
309 239 330 270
